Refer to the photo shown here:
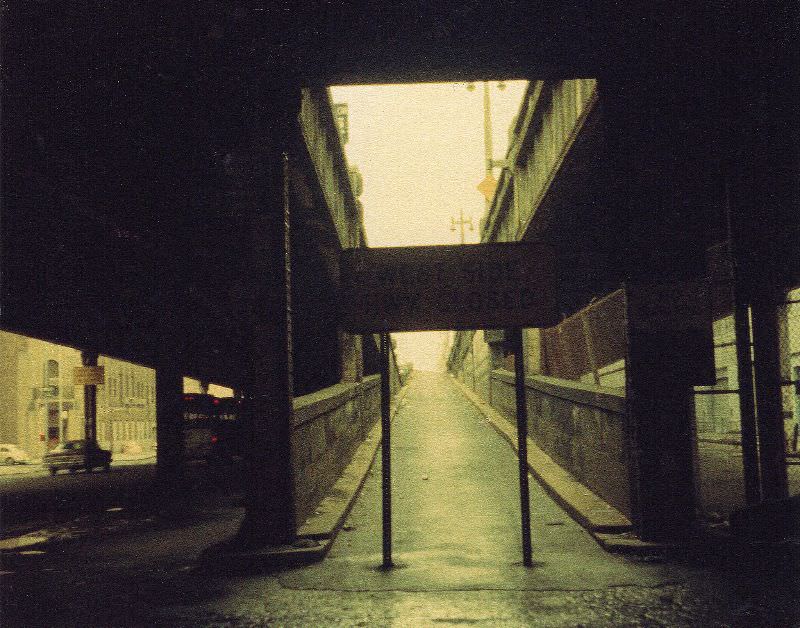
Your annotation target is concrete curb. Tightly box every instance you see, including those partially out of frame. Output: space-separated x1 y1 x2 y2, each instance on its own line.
201 378 412 571
297 378 411 542
296 422 383 541
452 378 675 555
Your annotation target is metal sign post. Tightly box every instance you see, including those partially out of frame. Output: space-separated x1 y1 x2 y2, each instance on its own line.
81 351 99 445
380 332 393 568
509 328 533 566
339 243 557 569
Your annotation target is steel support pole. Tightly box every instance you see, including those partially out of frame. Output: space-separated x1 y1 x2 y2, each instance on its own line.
510 328 533 567
155 366 184 480
238 148 297 546
380 332 392 568
726 187 762 505
82 351 98 444
482 81 494 214
482 82 494 179
751 297 789 501
733 299 761 505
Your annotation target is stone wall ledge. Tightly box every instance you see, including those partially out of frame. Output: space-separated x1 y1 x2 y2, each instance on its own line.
292 374 380 428
492 369 625 414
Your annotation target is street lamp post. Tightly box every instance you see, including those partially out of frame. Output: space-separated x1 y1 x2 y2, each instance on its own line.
450 81 507 243
467 81 506 208
481 81 494 183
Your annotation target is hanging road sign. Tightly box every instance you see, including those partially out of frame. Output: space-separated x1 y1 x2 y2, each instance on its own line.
625 279 715 385
339 242 558 332
73 366 105 386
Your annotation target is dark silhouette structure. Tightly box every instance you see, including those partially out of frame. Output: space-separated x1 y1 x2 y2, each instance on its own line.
2 3 797 544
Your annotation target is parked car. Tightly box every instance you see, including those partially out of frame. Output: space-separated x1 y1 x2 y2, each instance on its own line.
43 440 112 475
0 443 31 465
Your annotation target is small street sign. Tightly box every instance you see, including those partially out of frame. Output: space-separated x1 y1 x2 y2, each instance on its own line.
73 366 105 386
626 278 711 332
477 174 498 200
339 242 558 332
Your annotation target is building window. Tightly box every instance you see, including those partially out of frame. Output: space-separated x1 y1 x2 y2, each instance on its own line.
46 359 59 383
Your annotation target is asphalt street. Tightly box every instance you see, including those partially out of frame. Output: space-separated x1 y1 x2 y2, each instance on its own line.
1 372 798 627
0 453 155 480
0 458 240 537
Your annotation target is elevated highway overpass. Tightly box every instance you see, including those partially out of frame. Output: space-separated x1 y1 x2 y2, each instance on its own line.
2 2 797 546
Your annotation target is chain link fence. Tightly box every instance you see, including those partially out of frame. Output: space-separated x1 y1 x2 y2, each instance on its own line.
541 289 626 387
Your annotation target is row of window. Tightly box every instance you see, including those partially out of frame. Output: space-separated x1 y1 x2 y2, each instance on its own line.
105 420 156 442
106 370 155 406
511 79 597 240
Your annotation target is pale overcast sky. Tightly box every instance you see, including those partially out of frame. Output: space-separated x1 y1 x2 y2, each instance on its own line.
330 81 527 371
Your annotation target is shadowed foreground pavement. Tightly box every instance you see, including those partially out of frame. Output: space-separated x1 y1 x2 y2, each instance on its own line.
2 372 799 626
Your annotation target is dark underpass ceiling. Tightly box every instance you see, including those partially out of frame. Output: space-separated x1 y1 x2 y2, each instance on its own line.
5 2 763 85
201 1 753 84
1 2 796 385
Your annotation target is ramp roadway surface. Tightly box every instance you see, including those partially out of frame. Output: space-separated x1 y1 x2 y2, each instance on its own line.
280 371 670 591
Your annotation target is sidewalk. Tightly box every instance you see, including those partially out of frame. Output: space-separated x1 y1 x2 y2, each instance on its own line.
2 372 798 627
208 370 667 572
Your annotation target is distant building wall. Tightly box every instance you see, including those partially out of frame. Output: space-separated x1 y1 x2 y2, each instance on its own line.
0 330 157 457
693 288 800 442
182 377 234 398
789 288 800 442
0 331 86 457
0 332 26 445
98 357 156 454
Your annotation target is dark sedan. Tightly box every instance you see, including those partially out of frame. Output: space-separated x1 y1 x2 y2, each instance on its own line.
43 440 112 475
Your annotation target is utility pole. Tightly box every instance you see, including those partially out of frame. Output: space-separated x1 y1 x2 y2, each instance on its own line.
82 350 98 443
57 344 64 443
450 208 473 244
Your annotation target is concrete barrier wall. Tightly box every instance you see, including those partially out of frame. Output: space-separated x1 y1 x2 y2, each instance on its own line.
472 332 491 402
291 374 381 525
451 331 492 402
490 369 630 518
